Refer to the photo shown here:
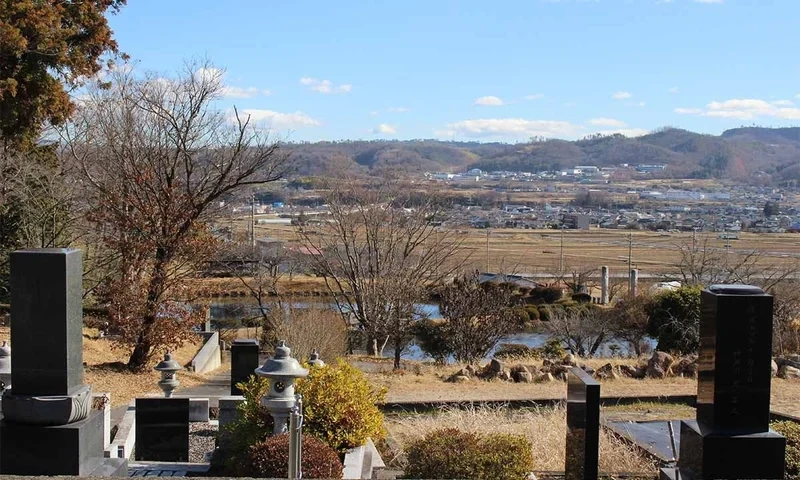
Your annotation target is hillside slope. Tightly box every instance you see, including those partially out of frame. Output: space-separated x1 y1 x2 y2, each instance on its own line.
284 127 800 182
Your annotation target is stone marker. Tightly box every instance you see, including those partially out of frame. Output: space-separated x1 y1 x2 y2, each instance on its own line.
231 338 259 395
600 266 609 304
565 366 600 480
0 249 127 476
661 284 785 480
135 398 190 462
629 268 638 297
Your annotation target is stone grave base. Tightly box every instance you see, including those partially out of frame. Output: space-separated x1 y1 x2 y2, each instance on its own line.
0 410 127 476
670 420 786 480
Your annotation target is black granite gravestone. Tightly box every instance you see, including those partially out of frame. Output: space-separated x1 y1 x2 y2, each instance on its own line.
135 398 190 462
566 366 600 480
661 284 785 480
10 249 84 396
231 338 260 395
0 249 127 476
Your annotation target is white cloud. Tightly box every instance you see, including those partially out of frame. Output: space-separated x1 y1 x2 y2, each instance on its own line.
589 117 627 127
668 87 679 94
772 99 794 107
220 86 271 98
635 101 646 107
237 109 321 129
373 124 397 135
674 107 703 115
300 77 351 94
388 107 410 113
369 111 379 117
674 98 800 120
474 96 505 106
524 94 545 100
694 0 724 3
441 118 582 140
612 91 632 100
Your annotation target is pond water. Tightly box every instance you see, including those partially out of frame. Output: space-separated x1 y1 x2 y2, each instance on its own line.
208 298 649 361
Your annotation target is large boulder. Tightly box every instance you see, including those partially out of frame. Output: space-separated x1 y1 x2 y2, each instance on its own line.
618 364 645 379
771 359 779 378
674 356 698 378
594 363 618 380
779 365 800 380
448 375 470 383
562 353 578 367
535 372 555 383
487 358 504 374
646 351 675 379
510 365 532 383
497 369 513 382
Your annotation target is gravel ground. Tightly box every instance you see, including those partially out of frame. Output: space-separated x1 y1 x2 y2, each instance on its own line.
189 422 218 463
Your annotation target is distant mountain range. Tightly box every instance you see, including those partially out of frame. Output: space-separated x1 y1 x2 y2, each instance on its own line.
284 127 800 184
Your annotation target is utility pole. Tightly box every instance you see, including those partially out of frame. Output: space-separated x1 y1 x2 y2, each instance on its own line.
250 194 256 248
627 231 633 272
486 228 491 273
559 226 565 274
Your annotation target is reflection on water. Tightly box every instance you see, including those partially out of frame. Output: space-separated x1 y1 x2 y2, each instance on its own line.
208 298 646 361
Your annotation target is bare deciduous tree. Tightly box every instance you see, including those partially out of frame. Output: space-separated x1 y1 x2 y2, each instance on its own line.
437 271 523 364
61 60 291 370
297 183 463 369
544 306 609 357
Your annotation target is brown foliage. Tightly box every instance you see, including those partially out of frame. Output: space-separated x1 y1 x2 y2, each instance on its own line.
63 60 290 370
248 434 343 479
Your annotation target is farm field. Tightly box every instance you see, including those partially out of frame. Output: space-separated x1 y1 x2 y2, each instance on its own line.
243 219 800 278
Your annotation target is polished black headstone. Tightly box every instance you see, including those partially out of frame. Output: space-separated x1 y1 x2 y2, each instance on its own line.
697 284 774 433
678 420 785 480
10 249 84 396
565 366 600 480
231 338 259 395
0 410 124 476
135 398 189 462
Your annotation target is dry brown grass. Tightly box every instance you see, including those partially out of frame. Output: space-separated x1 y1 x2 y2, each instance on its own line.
364 358 800 418
244 219 800 279
0 326 216 407
385 404 657 474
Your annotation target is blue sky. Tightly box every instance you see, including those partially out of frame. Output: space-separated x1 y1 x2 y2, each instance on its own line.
106 0 800 142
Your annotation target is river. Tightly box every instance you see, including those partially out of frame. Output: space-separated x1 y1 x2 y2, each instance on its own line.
208 299 646 361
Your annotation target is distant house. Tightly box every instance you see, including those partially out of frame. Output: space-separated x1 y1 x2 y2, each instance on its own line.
562 213 590 230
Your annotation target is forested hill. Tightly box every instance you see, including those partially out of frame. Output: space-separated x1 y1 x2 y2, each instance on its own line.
284 127 800 183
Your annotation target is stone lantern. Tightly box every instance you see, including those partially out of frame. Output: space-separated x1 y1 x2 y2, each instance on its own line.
154 351 181 398
255 340 309 434
308 349 325 368
0 341 10 390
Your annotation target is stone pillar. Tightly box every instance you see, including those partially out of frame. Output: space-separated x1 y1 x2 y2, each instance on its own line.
0 249 127 476
629 268 638 297
661 285 785 480
600 266 609 304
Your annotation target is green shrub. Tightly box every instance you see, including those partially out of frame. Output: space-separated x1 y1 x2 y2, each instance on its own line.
297 359 386 452
571 292 592 303
524 305 540 321
646 285 702 354
494 343 536 359
222 375 274 475
771 420 800 480
540 338 566 360
527 286 563 304
248 433 343 479
223 377 273 473
411 319 450 364
477 433 535 480
404 428 534 480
